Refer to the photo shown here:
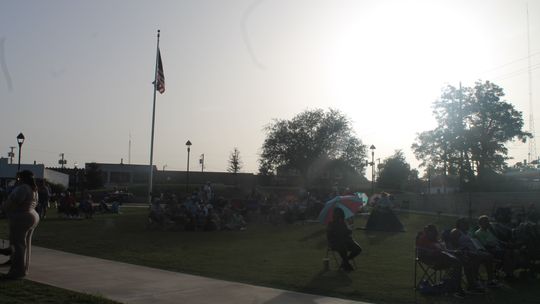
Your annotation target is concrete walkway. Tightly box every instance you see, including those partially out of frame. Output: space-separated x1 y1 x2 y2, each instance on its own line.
0 245 368 304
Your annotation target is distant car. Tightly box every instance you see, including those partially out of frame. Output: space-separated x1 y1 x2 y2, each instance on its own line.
104 192 134 204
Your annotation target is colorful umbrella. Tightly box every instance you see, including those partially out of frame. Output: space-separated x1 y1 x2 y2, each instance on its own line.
318 192 368 224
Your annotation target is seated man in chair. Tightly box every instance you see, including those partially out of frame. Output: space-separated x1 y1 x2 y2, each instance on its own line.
327 208 362 272
451 218 499 289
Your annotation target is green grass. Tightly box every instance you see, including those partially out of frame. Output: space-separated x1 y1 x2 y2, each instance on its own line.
0 279 120 304
1 209 539 304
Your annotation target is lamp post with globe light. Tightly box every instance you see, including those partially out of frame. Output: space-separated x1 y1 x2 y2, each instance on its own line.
369 145 376 195
185 140 192 193
16 133 25 172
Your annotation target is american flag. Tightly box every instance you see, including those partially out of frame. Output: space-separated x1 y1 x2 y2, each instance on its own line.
156 48 165 94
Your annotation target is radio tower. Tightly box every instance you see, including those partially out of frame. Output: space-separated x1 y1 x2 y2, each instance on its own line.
527 3 537 163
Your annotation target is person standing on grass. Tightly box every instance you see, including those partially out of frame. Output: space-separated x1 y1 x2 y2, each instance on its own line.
327 207 362 272
36 179 50 219
1 170 40 279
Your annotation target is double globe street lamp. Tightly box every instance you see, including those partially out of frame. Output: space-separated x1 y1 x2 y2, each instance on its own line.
369 145 376 195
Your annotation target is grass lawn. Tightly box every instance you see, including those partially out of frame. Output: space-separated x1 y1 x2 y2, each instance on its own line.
0 279 120 304
1 208 539 304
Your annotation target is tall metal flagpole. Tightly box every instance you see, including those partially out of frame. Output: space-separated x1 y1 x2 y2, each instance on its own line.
148 29 160 205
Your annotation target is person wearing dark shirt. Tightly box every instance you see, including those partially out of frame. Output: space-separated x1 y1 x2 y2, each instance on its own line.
327 208 361 272
36 179 50 219
453 218 499 288
474 215 515 278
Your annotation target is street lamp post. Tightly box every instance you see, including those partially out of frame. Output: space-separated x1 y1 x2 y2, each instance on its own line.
370 145 376 195
16 133 25 172
185 140 192 193
74 163 78 197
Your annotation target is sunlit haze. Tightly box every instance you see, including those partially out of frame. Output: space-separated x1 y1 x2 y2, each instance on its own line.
1 0 538 176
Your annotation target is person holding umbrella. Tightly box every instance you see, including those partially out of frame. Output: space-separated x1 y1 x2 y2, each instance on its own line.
327 207 362 272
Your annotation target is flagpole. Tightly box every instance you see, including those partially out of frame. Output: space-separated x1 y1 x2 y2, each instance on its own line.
148 29 160 205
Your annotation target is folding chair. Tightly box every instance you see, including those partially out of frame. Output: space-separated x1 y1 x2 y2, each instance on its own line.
325 246 357 271
414 247 447 289
414 232 454 291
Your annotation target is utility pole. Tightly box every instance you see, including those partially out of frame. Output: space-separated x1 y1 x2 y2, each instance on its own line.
128 132 132 165
199 154 205 172
59 153 67 169
427 165 432 195
370 145 376 195
459 82 465 192
526 3 537 163
8 146 15 164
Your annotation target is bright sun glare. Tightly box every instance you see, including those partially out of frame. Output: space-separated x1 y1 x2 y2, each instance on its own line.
324 1 494 161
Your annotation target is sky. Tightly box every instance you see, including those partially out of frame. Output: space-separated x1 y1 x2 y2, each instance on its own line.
0 0 539 177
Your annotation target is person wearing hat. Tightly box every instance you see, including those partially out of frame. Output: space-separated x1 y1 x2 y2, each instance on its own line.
2 170 40 279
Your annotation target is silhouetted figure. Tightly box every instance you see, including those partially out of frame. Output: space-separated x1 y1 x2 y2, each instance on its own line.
2 170 40 279
327 208 361 272
365 193 404 232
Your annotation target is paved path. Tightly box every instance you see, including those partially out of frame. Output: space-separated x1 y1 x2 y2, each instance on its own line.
1 245 368 304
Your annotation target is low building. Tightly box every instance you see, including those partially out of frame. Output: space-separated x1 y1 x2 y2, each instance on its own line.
87 162 256 189
86 162 155 188
0 157 69 188
426 175 459 194
504 168 540 190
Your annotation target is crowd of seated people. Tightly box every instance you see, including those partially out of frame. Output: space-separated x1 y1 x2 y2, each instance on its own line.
148 189 247 231
56 192 122 219
148 186 328 230
258 194 324 225
490 206 540 273
417 209 540 297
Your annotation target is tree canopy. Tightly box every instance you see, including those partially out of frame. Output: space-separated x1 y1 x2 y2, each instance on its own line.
412 80 531 190
259 109 366 185
85 162 104 190
227 147 242 174
377 150 414 191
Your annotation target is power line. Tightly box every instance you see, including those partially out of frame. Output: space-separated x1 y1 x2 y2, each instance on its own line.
481 50 540 75
490 63 540 81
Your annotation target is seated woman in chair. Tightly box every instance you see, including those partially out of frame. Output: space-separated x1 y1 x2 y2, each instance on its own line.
416 224 465 296
327 208 362 272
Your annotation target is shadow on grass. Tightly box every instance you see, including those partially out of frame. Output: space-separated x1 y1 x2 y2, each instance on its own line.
362 231 401 246
298 229 326 242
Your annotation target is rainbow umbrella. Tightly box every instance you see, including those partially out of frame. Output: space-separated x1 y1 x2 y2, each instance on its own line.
318 192 368 224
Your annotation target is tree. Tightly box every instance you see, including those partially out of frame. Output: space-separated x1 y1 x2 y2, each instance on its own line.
228 147 243 174
377 150 412 191
85 162 104 189
412 81 531 190
259 109 366 185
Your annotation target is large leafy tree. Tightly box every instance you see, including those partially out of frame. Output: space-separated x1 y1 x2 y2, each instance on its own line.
412 81 531 189
377 150 412 190
259 109 366 184
85 162 104 190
